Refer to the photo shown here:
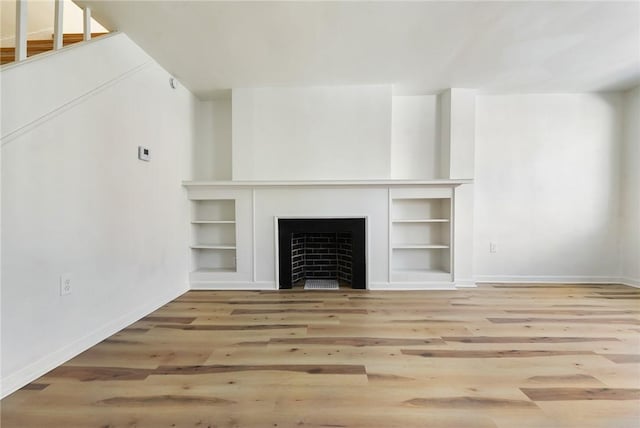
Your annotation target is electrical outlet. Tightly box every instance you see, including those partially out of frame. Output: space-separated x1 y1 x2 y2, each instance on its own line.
138 146 151 161
60 273 72 296
489 242 497 253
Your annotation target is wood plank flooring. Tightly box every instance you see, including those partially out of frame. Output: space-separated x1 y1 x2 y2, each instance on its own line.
2 284 639 428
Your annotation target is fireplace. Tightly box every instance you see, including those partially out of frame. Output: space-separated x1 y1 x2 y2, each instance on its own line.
278 218 366 289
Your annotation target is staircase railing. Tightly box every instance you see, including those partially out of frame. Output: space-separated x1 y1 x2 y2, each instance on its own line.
5 0 101 66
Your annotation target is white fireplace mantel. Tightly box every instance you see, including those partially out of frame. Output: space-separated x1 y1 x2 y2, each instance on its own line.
183 179 474 291
182 179 471 188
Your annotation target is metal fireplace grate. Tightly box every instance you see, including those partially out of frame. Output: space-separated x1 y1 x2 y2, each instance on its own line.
304 279 339 290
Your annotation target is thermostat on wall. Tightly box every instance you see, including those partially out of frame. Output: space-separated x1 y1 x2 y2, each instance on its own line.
138 146 151 161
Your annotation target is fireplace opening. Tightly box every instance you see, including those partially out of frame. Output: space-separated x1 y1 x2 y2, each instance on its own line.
278 218 365 289
291 232 353 286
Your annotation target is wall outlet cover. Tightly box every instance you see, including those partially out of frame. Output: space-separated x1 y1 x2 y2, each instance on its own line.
60 273 72 296
138 146 151 161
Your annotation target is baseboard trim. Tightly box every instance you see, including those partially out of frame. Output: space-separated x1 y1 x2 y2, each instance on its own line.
190 281 277 290
369 282 456 290
191 281 469 291
620 277 640 288
0 284 187 399
474 275 623 284
454 278 477 288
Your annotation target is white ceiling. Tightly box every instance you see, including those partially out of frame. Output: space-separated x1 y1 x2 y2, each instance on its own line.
78 1 640 99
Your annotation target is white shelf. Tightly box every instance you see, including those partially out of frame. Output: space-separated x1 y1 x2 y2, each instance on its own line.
190 199 237 272
390 190 453 282
191 244 236 250
392 219 449 223
392 268 451 275
393 244 450 249
192 267 236 274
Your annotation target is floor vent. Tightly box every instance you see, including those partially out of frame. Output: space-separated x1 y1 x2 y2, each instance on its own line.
304 279 339 290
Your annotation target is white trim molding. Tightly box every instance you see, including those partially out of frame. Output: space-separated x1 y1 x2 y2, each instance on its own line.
474 275 624 284
190 281 277 290
369 282 456 291
183 179 471 188
454 278 477 288
620 277 640 288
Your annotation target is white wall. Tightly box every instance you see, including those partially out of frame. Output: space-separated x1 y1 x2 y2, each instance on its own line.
1 33 196 397
439 89 477 286
474 93 623 282
232 85 392 180
621 86 640 286
2 33 153 139
60 0 108 33
193 98 232 181
390 95 440 179
446 89 476 179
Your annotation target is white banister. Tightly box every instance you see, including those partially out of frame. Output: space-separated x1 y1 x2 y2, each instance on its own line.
53 0 64 50
15 0 27 61
83 6 92 41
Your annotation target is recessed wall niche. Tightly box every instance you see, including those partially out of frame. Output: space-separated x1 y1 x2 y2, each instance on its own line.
193 97 232 181
192 86 474 181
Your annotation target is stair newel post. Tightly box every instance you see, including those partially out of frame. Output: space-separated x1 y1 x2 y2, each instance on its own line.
53 0 64 50
15 0 27 61
83 7 92 41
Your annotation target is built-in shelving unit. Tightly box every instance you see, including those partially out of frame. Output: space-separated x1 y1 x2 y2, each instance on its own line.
184 187 253 288
390 189 453 283
182 182 466 289
190 199 237 273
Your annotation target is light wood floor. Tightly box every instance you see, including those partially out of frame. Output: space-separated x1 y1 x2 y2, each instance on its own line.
2 284 639 428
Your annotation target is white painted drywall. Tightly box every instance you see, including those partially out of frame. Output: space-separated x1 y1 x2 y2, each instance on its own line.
79 1 640 97
621 86 640 286
436 89 477 284
232 85 392 180
473 93 623 282
61 0 107 33
193 98 232 181
453 184 474 287
439 89 476 179
391 95 440 179
448 89 476 179
1 33 195 397
2 33 152 139
439 91 451 179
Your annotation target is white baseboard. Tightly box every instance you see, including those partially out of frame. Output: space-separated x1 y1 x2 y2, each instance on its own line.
474 275 623 284
620 277 640 288
369 282 456 290
191 281 468 291
190 281 277 290
454 278 477 288
0 284 187 399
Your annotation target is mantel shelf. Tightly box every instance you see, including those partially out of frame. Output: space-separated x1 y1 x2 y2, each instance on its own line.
392 219 450 223
392 244 450 249
183 179 471 189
